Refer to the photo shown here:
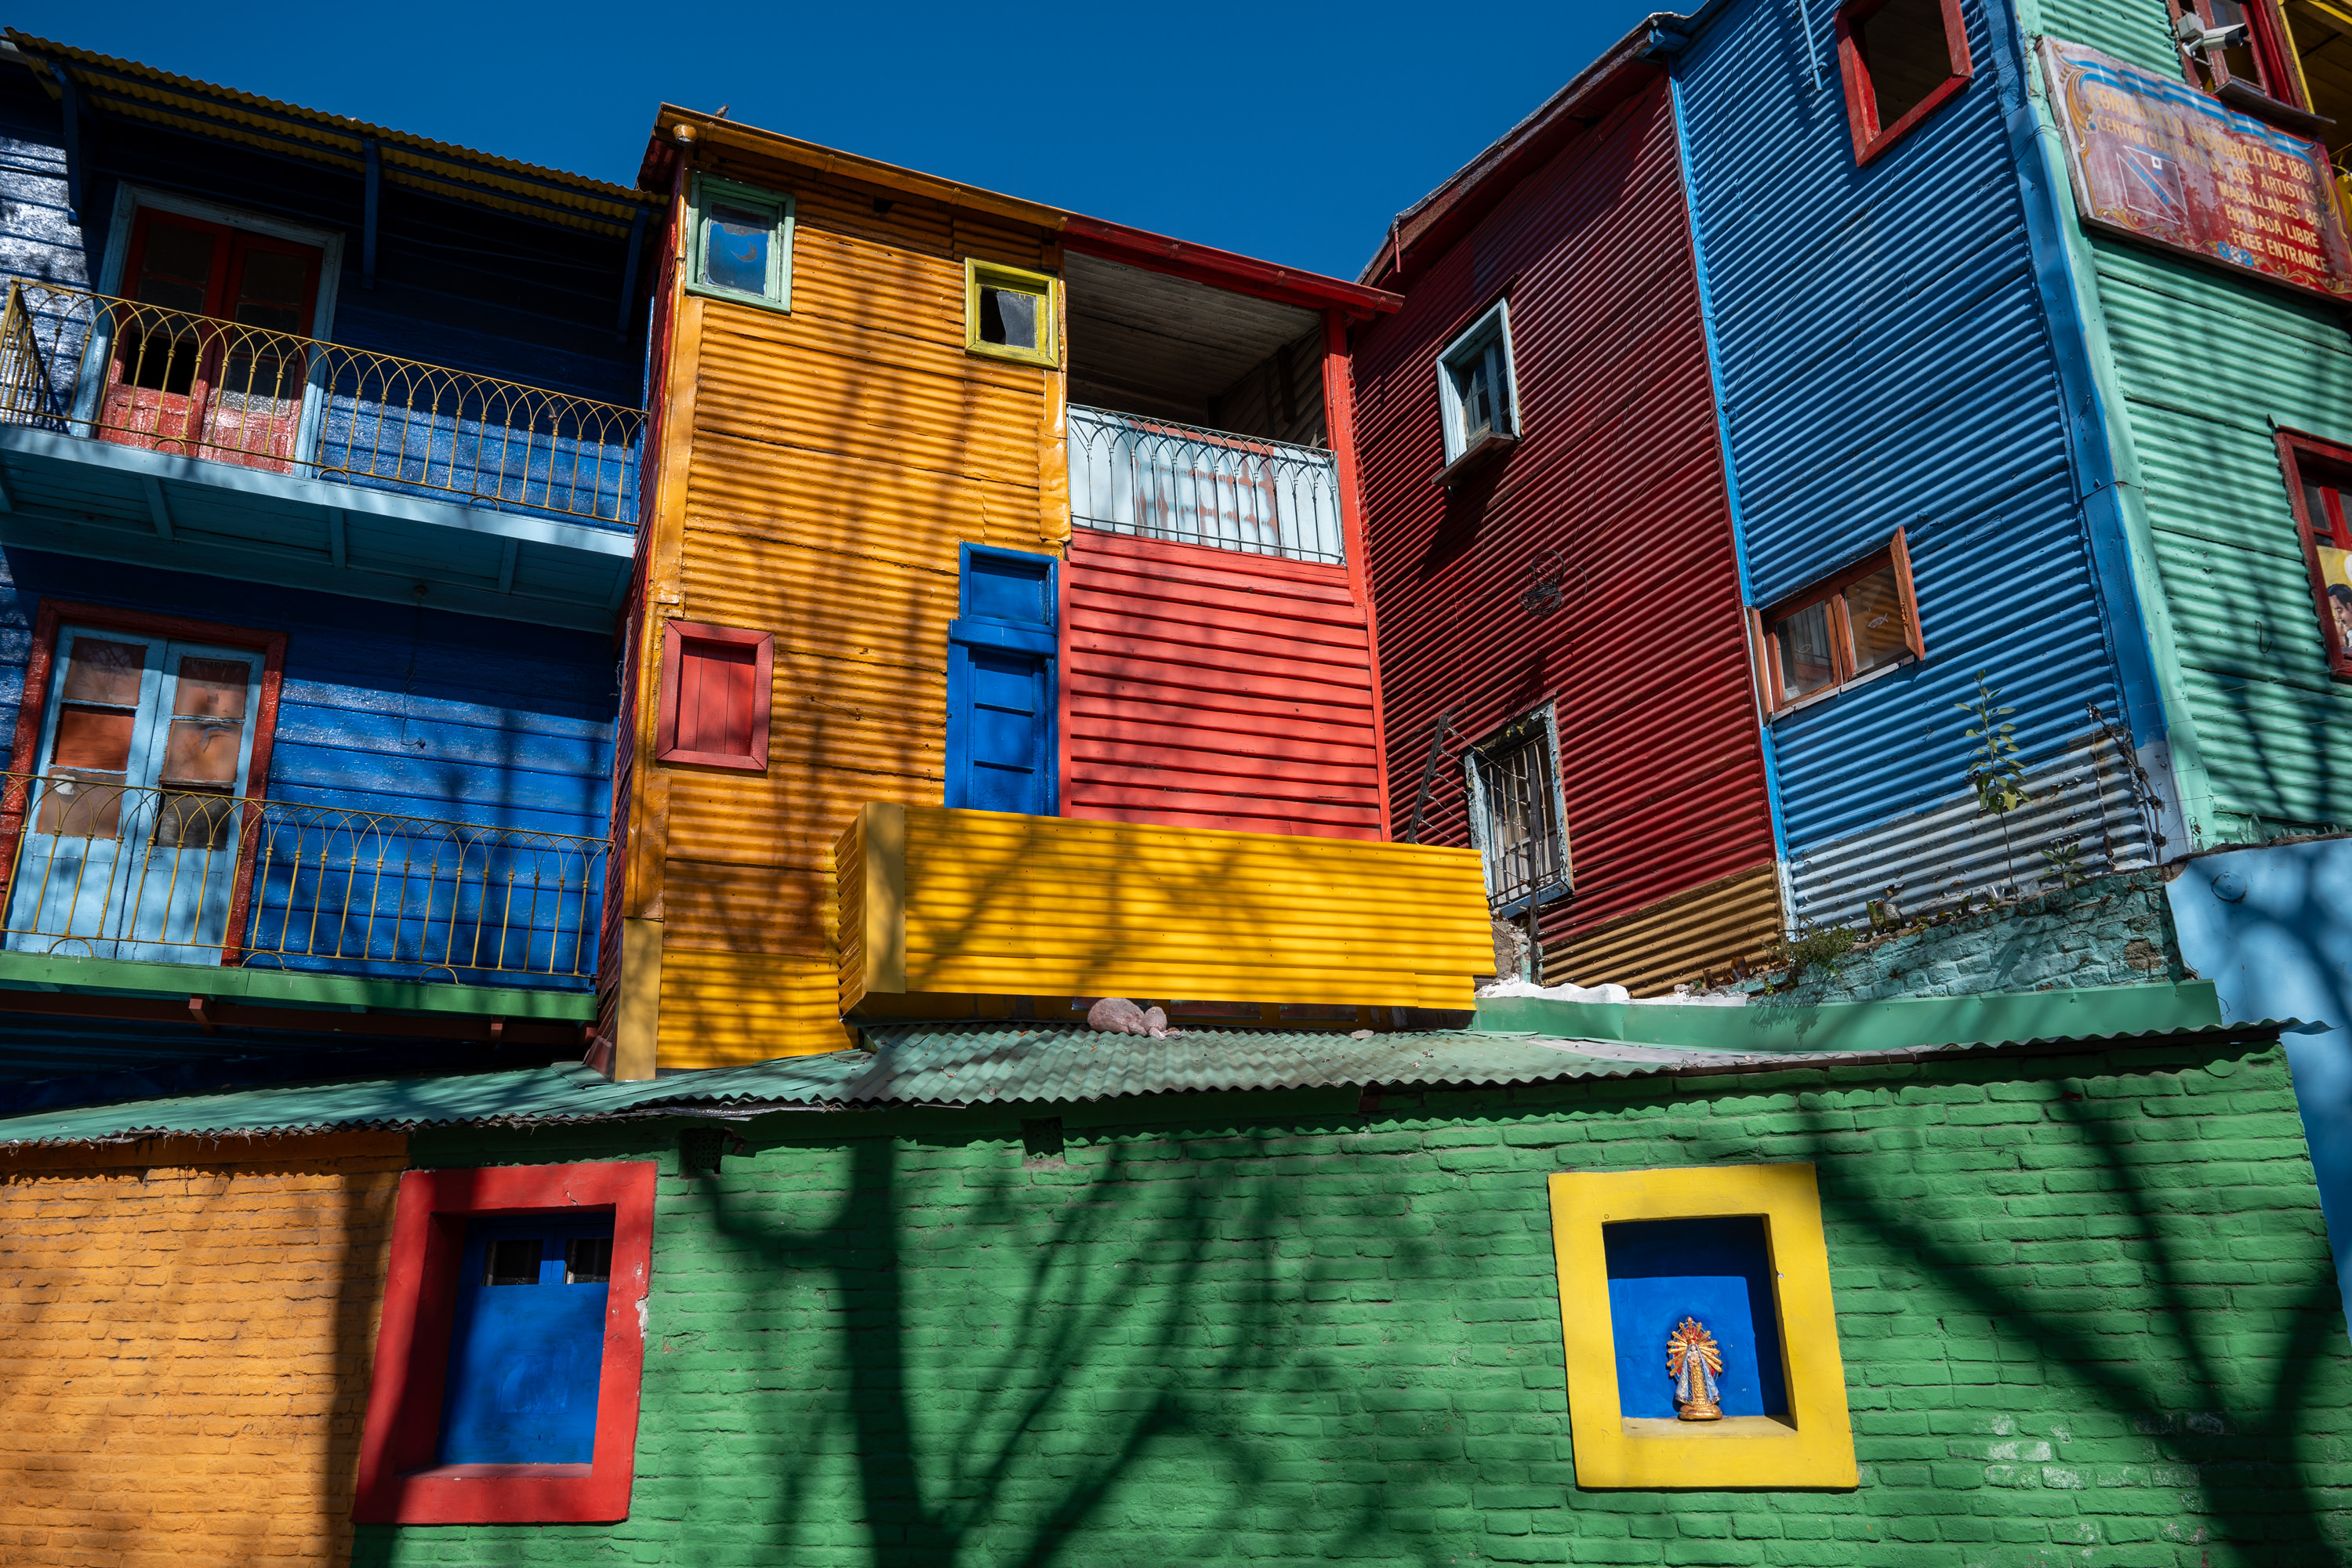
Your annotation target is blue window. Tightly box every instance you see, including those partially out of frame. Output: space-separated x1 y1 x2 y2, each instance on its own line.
1602 1216 1790 1421
438 1216 615 1465
946 546 1057 816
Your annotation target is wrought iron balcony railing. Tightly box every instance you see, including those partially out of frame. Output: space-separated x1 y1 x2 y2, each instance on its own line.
0 280 643 528
0 773 604 986
1067 403 1345 565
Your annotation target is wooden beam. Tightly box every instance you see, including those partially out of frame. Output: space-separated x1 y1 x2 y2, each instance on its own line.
362 140 381 291
141 474 173 538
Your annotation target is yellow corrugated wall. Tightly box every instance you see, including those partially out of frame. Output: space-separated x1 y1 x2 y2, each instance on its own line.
1544 860 1784 996
850 804 1492 1011
647 166 1064 1069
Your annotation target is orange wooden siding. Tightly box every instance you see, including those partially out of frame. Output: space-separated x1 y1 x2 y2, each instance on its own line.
1062 528 1385 840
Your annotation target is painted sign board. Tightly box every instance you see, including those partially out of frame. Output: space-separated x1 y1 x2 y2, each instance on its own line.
2039 37 2352 301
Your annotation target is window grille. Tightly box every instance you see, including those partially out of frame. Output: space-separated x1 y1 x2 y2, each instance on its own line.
1474 728 1566 908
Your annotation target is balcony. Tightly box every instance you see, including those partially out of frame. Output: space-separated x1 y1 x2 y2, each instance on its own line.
0 772 601 1025
1066 403 1344 564
0 281 641 630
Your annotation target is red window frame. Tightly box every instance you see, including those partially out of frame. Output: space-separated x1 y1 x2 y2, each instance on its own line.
352 1160 656 1525
0 600 288 962
655 620 773 771
1835 0 1975 165
1749 530 1926 716
2278 426 2352 679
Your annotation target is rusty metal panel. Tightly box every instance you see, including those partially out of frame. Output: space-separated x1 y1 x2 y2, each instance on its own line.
1355 77 1775 975
1063 527 1384 840
1546 859 1781 996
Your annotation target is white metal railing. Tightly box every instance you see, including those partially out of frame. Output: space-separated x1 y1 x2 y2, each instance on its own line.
1067 403 1345 564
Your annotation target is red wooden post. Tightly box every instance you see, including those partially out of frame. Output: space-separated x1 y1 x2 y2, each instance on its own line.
1323 308 1396 841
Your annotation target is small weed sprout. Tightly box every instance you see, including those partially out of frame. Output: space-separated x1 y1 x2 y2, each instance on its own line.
1959 670 2030 896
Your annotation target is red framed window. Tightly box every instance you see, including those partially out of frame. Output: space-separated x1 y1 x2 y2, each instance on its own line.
1835 0 1974 165
352 1160 656 1525
655 621 772 771
2279 427 2352 678
2167 0 2325 130
1750 531 1926 715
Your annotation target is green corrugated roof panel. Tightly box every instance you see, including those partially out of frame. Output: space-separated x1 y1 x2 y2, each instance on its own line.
0 1016 2296 1147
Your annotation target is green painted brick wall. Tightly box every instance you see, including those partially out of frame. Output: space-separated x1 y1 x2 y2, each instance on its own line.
363 1040 2351 1567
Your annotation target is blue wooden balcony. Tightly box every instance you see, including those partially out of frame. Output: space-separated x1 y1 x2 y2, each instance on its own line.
0 281 640 632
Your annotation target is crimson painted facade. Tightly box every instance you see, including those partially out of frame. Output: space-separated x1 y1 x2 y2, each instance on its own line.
1353 64 1778 989
1060 527 1385 841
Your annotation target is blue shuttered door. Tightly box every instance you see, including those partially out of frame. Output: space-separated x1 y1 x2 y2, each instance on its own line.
437 1217 613 1465
947 546 1058 816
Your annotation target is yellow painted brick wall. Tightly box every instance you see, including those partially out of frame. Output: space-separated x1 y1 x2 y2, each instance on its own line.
0 1131 405 1568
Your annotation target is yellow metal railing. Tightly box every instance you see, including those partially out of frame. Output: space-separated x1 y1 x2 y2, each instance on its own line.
0 772 604 983
0 279 644 526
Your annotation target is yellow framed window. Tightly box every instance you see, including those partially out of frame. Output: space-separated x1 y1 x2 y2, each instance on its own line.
965 259 1059 368
1546 1162 1858 1490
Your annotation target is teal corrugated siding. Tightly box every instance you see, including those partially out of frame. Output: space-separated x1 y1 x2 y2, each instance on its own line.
2095 236 2352 834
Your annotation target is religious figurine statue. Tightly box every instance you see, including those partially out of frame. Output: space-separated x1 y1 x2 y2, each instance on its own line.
1667 1316 1724 1421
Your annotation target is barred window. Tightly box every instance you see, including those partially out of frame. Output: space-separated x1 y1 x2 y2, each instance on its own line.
1468 716 1569 909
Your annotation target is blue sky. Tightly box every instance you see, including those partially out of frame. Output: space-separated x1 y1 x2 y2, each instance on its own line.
42 1 1666 281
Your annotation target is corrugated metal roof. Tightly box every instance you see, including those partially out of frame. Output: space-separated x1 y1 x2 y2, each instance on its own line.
12 32 652 237
0 1018 2293 1149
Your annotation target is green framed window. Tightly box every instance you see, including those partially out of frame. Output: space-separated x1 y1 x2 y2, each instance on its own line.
965 260 1059 368
688 176 794 311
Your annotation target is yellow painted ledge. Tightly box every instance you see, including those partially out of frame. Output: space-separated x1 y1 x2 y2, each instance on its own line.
1548 1163 1857 1490
834 802 1491 1014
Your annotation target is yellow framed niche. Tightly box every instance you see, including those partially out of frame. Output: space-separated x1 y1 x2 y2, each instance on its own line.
1548 1163 1858 1490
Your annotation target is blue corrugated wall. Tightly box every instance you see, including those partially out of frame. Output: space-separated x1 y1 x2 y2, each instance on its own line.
0 548 615 840
1675 0 2145 914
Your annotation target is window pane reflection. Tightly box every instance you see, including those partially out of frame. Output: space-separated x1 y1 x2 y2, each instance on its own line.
1772 600 1837 700
1845 566 1910 674
703 204 771 295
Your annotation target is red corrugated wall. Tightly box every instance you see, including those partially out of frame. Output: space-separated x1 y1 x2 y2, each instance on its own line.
1061 526 1385 840
1354 75 1777 978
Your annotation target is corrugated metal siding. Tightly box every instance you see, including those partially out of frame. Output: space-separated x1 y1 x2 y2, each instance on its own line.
2089 216 2352 838
0 68 82 289
1548 861 1782 995
1063 527 1384 840
1356 77 1777 978
1676 0 2149 914
873 804 1491 1010
652 169 1059 1066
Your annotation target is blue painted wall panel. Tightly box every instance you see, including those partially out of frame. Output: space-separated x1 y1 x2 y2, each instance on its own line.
0 547 615 840
1676 0 2136 873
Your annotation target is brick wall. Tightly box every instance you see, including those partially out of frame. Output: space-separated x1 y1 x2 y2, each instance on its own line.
1769 869 2186 1006
0 1131 405 1568
370 1039 2352 1567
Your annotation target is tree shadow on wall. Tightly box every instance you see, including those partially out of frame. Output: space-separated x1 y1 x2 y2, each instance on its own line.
684 1118 1451 1568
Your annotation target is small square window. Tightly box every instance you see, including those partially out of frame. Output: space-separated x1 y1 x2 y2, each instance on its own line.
1465 708 1570 913
688 176 793 310
353 1161 656 1525
1835 0 1973 165
1436 300 1521 477
1751 531 1925 716
2278 426 2352 678
656 621 774 772
966 260 1059 368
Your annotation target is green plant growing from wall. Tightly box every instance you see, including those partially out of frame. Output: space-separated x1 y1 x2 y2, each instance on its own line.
1765 919 1860 987
2042 839 2089 890
1960 670 2030 898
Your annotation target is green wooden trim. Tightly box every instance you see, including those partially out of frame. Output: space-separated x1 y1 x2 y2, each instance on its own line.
1472 979 2225 1055
964 258 1061 368
685 173 795 314
0 949 596 1020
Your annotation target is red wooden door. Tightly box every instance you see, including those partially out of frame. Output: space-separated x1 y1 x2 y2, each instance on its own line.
100 211 322 473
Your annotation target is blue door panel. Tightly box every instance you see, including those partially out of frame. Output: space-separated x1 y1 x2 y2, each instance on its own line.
438 1218 611 1465
947 546 1057 817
